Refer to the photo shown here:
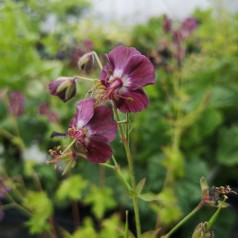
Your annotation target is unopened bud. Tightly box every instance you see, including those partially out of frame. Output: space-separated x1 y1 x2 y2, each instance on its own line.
48 77 77 102
9 91 25 116
78 52 95 73
200 177 209 198
192 222 214 238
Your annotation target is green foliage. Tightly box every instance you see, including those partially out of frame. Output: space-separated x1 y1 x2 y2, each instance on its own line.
217 126 238 166
23 191 53 234
71 218 97 238
85 186 117 219
1 1 238 237
100 214 124 238
67 215 124 238
150 188 182 225
56 175 88 203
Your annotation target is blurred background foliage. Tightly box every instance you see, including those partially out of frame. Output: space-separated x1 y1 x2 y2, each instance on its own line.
0 0 238 237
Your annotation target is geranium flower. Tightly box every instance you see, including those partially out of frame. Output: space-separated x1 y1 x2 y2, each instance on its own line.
68 98 117 163
181 17 197 35
99 45 155 113
48 77 77 102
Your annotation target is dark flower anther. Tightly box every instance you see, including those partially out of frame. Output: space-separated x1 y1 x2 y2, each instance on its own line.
99 45 155 113
68 98 117 163
48 77 77 102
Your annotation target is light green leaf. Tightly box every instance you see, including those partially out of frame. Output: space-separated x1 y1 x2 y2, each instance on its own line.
139 192 161 202
85 186 116 219
136 177 146 195
23 191 53 234
217 126 238 166
56 175 88 202
72 218 97 238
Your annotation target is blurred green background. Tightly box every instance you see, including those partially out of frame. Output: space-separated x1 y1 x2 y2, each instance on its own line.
0 0 238 237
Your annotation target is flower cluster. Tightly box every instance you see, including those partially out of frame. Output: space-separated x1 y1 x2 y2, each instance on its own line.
48 45 155 164
156 15 199 67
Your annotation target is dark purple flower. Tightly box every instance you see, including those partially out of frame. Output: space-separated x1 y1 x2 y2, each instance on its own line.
181 17 197 35
68 98 117 163
172 30 183 44
99 45 155 113
9 92 25 116
48 77 77 102
163 15 172 33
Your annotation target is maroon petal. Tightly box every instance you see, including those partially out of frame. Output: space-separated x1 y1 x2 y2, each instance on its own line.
123 55 155 90
107 45 141 70
100 63 112 86
87 106 117 142
86 138 113 163
49 78 77 102
48 80 63 94
70 99 95 128
116 89 149 113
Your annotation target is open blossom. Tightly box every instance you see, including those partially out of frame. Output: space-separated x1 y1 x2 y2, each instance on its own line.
48 77 77 102
99 45 155 113
68 98 117 163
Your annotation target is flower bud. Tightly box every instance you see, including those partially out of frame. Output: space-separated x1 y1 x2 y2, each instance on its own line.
48 77 77 102
192 222 214 238
200 177 209 197
163 15 172 33
9 91 25 116
77 52 95 73
181 17 197 35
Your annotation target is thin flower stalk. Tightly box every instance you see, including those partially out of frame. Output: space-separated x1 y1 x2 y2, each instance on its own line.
162 202 204 238
114 107 141 238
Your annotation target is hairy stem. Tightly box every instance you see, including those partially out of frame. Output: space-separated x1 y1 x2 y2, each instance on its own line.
162 202 204 238
114 108 141 238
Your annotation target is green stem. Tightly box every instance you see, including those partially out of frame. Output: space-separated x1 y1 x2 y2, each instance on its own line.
162 202 203 238
92 51 103 70
206 197 227 230
125 114 130 141
75 76 97 82
100 158 132 191
5 193 32 217
112 156 132 191
114 108 141 238
61 139 77 154
125 210 129 238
